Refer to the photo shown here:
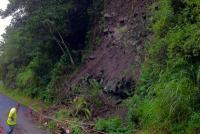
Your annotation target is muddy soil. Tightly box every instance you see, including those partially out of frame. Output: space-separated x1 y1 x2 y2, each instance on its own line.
67 0 155 93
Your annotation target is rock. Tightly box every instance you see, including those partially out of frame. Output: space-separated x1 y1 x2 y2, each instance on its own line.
132 31 141 40
89 55 96 60
111 12 117 16
109 27 116 33
140 31 148 37
133 13 138 18
137 31 142 38
104 13 112 18
118 17 127 24
43 122 48 127
103 28 109 34
142 15 147 20
136 45 143 51
103 27 115 35
132 40 139 46
108 21 113 25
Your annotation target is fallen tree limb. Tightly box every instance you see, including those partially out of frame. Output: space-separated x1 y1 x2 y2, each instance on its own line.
27 103 107 134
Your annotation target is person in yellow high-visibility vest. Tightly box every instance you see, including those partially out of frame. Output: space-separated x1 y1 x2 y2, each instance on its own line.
6 104 20 134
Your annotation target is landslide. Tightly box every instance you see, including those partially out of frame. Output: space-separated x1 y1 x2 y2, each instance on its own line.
67 0 154 98
1 0 157 133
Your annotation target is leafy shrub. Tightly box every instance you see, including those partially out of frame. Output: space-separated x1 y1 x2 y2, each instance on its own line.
55 109 70 120
95 117 133 134
135 71 197 132
45 54 77 103
187 113 200 134
17 68 35 88
67 118 85 134
71 96 91 119
88 79 103 106
71 78 104 108
48 120 57 130
150 0 173 35
129 0 200 133
70 126 84 134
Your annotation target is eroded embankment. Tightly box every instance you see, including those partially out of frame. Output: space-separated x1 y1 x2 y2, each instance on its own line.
67 0 154 99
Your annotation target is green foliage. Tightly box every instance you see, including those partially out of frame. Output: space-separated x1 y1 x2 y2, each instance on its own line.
95 117 133 134
45 55 76 103
196 66 200 87
47 109 85 133
82 0 104 62
55 109 70 120
71 96 91 120
187 113 200 134
150 0 173 35
70 126 84 134
17 68 34 87
129 0 200 133
16 68 37 98
0 0 104 103
70 78 104 109
0 85 49 111
88 79 103 106
15 55 53 98
132 71 197 133
48 120 57 130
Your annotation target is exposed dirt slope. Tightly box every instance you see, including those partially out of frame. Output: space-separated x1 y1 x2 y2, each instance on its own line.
67 0 154 96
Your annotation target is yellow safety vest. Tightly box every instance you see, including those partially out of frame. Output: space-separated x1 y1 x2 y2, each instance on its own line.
7 108 17 126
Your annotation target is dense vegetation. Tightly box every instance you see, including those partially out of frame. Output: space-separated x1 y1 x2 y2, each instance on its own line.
2 0 200 133
129 0 200 133
0 0 103 103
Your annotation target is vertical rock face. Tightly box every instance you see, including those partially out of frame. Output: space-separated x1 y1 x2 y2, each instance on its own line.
67 0 154 98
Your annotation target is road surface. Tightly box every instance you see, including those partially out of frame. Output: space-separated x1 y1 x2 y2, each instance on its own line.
0 94 50 134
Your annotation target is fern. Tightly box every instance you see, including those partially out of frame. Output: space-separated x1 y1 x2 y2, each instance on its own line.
71 96 91 120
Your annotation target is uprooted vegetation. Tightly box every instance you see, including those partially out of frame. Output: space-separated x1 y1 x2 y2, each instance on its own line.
33 78 133 133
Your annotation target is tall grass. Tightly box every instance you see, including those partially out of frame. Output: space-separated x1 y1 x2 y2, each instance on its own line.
0 85 49 111
129 0 200 133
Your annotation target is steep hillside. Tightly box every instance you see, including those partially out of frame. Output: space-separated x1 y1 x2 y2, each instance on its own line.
67 0 154 99
2 0 200 133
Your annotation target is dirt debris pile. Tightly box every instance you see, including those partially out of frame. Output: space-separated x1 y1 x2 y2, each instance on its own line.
67 0 154 98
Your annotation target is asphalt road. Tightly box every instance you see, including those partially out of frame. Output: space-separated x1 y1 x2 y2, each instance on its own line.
0 94 50 134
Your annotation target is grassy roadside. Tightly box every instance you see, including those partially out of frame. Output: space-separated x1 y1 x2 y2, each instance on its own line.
0 86 85 132
0 85 49 111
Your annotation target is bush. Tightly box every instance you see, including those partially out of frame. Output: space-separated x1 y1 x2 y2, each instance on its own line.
17 68 35 88
71 96 91 120
95 117 133 134
134 71 197 133
150 0 173 35
129 0 200 133
55 109 70 120
45 55 77 103
187 113 200 134
88 79 103 106
70 126 84 134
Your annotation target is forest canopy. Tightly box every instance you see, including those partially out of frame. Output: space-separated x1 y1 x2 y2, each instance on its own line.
0 0 103 102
